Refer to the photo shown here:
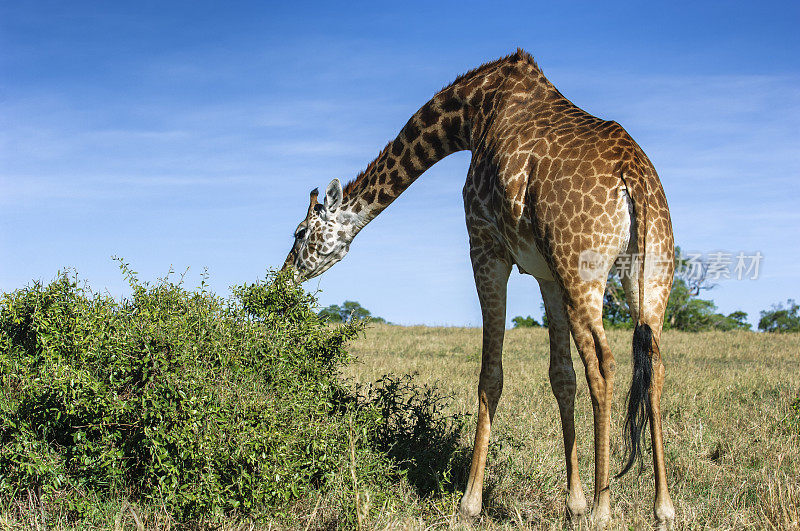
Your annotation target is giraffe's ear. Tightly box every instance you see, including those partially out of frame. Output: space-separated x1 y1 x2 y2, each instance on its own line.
324 178 343 213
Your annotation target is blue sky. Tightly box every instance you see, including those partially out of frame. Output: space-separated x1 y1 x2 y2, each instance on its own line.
2 1 798 327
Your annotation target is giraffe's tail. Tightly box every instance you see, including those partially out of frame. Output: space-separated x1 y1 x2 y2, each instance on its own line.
617 162 653 478
617 322 653 477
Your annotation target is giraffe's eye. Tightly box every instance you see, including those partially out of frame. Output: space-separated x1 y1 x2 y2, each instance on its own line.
296 228 307 240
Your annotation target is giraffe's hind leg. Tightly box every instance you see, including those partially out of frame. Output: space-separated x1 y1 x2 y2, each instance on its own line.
559 278 616 527
459 245 511 517
526 241 617 525
539 279 588 520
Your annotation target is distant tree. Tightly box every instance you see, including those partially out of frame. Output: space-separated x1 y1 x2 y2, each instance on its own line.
317 304 344 323
711 310 752 331
727 310 750 327
663 249 713 330
318 300 386 324
341 301 370 321
512 315 541 328
664 278 719 331
600 246 751 332
674 247 717 297
758 300 800 333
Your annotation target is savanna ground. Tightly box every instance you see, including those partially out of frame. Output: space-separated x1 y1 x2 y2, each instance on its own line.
2 312 798 530
342 325 799 530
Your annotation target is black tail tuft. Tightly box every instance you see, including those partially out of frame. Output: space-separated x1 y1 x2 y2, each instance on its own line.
617 322 653 478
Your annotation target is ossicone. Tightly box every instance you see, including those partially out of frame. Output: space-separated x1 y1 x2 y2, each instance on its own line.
308 188 320 215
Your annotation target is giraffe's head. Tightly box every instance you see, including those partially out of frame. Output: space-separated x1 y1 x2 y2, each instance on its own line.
281 178 355 281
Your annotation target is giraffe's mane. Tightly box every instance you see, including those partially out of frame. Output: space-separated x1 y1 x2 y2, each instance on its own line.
342 48 539 197
342 141 393 197
441 47 539 92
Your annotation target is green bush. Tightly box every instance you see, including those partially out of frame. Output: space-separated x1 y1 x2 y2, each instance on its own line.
363 374 468 496
511 315 541 328
0 263 463 525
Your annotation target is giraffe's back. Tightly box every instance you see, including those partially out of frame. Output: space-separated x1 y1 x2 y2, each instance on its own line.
465 87 668 284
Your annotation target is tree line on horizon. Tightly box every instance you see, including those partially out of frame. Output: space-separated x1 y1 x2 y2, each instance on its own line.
513 247 798 333
317 247 798 333
318 300 387 324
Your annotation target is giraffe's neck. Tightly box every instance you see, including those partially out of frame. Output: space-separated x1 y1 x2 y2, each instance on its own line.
339 50 553 234
341 85 473 230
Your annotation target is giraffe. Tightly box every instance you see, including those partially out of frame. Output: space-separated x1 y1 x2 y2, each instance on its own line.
281 49 675 527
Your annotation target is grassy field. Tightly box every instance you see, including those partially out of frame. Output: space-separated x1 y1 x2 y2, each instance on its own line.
2 316 797 530
342 325 800 530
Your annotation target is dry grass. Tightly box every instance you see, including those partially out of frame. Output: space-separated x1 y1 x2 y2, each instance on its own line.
2 326 797 529
344 325 800 530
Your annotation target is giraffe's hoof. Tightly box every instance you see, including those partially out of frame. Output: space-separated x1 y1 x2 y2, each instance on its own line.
589 506 611 529
566 493 588 521
459 493 482 518
654 501 675 530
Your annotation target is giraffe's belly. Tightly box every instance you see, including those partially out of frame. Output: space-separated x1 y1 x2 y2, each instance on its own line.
510 241 555 281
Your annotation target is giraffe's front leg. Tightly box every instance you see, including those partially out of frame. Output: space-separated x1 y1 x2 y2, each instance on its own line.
459 252 511 517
